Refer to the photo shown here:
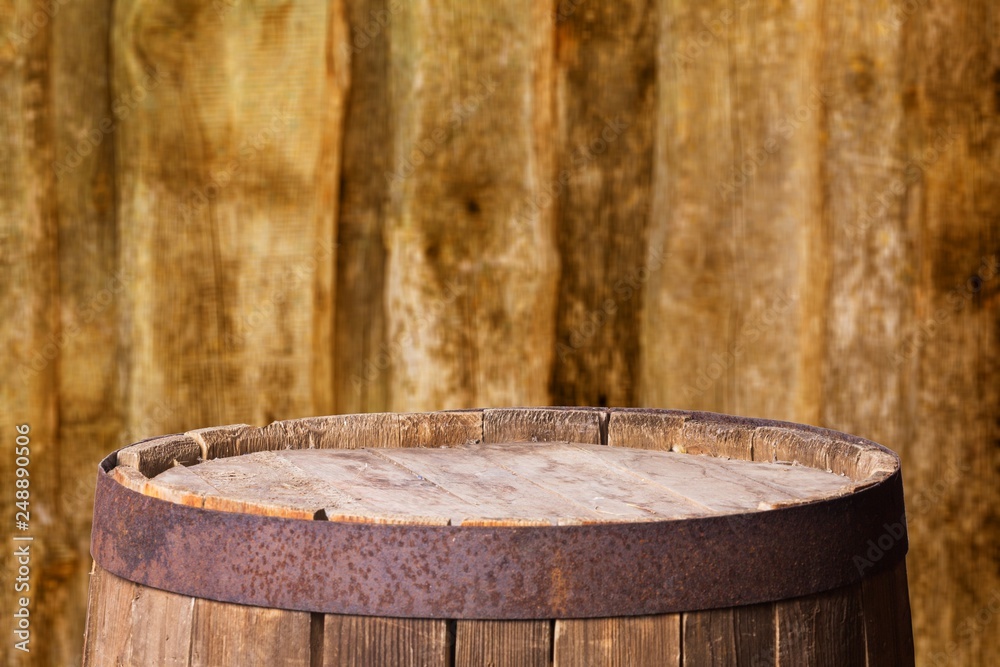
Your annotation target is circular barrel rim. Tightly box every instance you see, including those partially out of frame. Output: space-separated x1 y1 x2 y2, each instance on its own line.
90 408 908 619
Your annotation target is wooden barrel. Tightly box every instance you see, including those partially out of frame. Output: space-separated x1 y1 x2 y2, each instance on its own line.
83 408 914 666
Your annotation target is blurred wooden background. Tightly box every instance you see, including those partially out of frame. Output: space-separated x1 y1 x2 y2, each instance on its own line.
1 0 997 665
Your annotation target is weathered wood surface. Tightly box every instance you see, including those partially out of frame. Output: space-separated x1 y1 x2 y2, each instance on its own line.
112 0 344 436
82 566 138 667
554 614 681 667
333 0 394 416
323 615 450 667
125 579 196 666
550 0 657 409
190 599 312 667
775 585 867 666
144 441 857 524
895 2 1000 664
83 565 911 666
862 559 916 665
50 0 121 661
682 608 737 666
1 2 62 665
642 0 822 423
117 434 201 478
3 0 996 664
454 620 552 667
383 0 559 411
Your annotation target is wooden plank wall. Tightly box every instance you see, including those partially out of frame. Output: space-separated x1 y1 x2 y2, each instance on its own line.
0 0 996 665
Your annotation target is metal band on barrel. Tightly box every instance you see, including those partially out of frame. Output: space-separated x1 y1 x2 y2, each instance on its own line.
91 449 907 619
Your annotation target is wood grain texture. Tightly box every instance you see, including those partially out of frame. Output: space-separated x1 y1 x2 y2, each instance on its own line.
454 619 552 667
82 566 140 667
83 565 197 666
189 598 311 667
891 1 1000 663
550 0 656 408
553 614 681 667
752 426 867 478
592 444 854 511
776 584 866 666
813 7 918 662
611 411 755 461
136 465 222 506
818 0 913 473
187 410 482 459
862 559 915 666
383 0 559 411
125 582 196 667
118 434 202 477
484 407 605 444
642 0 822 423
682 608 736 667
333 0 393 415
144 441 856 524
733 603 776 666
0 1 60 664
49 0 119 662
467 443 699 521
606 409 688 449
112 0 344 436
323 615 450 667
111 464 151 494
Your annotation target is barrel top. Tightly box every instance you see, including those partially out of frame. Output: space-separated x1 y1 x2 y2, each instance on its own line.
95 409 906 619
132 440 858 526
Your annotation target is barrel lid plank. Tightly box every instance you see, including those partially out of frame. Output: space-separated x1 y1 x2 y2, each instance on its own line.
144 441 860 526
457 443 709 520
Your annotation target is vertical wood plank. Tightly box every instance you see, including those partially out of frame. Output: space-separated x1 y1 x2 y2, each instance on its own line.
49 0 120 661
776 584 866 666
734 603 776 666
681 608 736 667
189 599 311 667
817 0 913 471
384 0 559 411
862 559 915 666
82 565 141 667
334 0 392 415
323 615 449 667
550 0 657 408
895 1 1000 663
0 0 59 664
126 585 196 667
553 614 681 667
454 620 552 667
642 0 822 423
112 0 345 435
